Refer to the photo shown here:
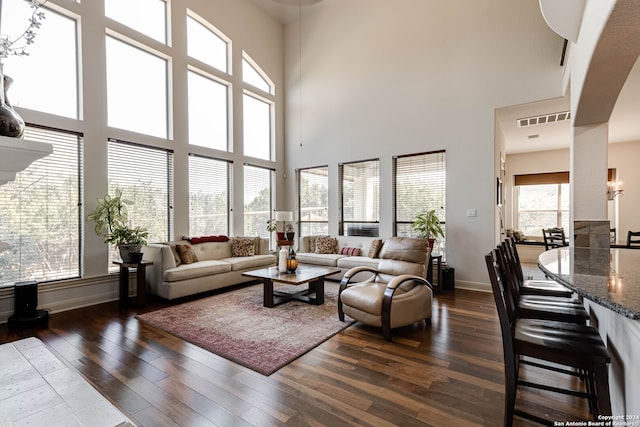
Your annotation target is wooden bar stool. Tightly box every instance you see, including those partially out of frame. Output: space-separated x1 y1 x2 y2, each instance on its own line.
485 249 611 426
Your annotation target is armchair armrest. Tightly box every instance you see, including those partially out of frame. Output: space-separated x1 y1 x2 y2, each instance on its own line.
340 266 379 287
385 274 433 291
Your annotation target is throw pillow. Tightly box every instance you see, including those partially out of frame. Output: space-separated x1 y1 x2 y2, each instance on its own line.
188 235 229 244
339 246 361 256
315 236 338 254
176 244 199 264
307 235 329 253
232 238 256 257
368 239 383 258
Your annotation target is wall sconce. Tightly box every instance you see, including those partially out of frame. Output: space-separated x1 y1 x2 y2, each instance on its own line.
607 180 623 200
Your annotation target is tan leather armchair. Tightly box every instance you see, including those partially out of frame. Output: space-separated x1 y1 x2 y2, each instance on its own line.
338 237 433 341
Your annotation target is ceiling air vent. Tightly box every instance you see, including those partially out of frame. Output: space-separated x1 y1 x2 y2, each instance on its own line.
517 111 571 128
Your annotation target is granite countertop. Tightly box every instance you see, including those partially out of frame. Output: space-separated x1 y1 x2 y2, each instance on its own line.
538 247 640 320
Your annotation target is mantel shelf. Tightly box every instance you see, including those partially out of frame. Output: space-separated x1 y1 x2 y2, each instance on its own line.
0 135 53 186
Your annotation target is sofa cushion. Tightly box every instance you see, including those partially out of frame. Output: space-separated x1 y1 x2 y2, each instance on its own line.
231 237 256 257
176 244 199 264
296 252 345 267
315 236 338 254
337 256 380 270
161 242 182 266
187 235 229 244
306 235 329 253
222 254 276 271
164 260 231 282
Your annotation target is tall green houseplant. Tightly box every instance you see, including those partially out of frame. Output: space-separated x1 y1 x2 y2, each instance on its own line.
411 210 444 249
87 188 149 262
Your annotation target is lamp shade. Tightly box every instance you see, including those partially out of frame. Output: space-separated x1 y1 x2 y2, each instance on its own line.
275 211 293 221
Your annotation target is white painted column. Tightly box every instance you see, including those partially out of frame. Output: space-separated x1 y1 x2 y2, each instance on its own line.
570 122 609 236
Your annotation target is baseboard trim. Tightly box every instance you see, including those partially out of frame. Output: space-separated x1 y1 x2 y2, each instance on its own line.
455 280 491 293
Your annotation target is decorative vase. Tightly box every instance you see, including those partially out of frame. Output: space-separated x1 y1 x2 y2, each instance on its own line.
276 232 285 241
278 248 288 272
286 231 295 241
0 64 25 139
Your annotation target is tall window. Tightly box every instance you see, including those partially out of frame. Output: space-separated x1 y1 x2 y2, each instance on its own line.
242 52 274 95
187 69 229 150
186 12 229 73
515 172 569 237
106 35 169 138
189 155 231 236
243 93 272 160
108 140 174 265
1 2 78 119
298 166 329 236
244 165 274 238
393 151 446 251
339 159 379 236
0 126 83 285
105 0 167 43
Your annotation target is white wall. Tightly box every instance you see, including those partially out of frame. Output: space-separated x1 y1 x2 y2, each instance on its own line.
281 0 564 290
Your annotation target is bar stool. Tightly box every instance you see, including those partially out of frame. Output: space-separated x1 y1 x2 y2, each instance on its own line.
496 244 589 324
485 249 611 426
542 227 568 250
502 238 573 298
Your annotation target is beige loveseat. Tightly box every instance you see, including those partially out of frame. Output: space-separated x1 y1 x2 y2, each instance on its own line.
296 235 384 280
141 236 275 300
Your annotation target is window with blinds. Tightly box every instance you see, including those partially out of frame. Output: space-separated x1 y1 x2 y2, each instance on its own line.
243 164 274 239
298 166 329 237
514 172 570 237
339 159 380 236
108 140 174 266
393 150 446 247
0 126 83 285
188 155 231 236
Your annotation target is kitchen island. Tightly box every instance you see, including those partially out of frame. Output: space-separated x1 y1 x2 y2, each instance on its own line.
538 247 640 417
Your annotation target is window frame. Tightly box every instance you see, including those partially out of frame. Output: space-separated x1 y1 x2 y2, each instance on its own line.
297 166 329 238
339 158 380 237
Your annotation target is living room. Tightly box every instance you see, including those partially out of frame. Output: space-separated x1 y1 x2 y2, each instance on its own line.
0 0 638 425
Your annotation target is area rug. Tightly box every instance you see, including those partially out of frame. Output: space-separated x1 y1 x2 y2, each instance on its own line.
136 281 354 375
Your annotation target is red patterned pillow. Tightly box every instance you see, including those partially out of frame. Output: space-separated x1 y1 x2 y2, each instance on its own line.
339 246 361 256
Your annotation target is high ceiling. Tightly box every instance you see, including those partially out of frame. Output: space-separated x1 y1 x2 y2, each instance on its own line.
250 0 640 155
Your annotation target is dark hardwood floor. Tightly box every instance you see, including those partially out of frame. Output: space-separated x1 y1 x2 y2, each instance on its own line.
0 284 594 426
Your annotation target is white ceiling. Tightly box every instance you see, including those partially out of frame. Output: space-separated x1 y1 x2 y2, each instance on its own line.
250 0 640 154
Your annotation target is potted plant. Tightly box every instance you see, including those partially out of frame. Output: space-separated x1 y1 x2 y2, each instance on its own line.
267 218 285 240
87 188 149 263
411 210 444 250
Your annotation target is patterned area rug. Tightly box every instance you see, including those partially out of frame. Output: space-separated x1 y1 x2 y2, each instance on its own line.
137 281 354 375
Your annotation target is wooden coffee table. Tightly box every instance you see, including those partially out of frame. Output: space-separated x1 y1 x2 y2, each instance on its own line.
243 265 341 307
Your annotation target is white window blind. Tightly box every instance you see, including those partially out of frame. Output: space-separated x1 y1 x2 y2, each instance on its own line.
243 164 274 239
298 166 329 237
108 140 173 266
393 150 446 243
189 155 231 236
0 126 83 285
339 159 380 236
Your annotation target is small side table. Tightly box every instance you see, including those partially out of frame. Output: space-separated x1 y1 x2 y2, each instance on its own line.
427 253 443 294
113 260 153 308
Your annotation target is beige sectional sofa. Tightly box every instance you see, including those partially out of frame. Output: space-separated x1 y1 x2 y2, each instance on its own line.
296 235 383 281
141 236 275 300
